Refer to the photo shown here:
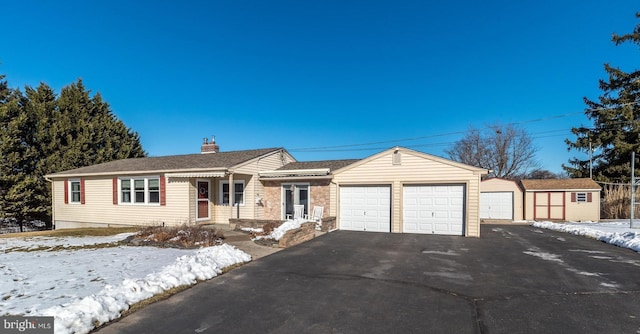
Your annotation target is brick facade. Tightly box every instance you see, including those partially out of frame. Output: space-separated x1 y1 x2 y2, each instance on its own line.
261 180 331 220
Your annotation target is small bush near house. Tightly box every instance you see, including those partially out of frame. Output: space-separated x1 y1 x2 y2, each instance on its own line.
131 224 225 248
0 218 51 234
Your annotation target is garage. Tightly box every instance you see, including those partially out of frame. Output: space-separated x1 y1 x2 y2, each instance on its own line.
403 185 465 235
339 186 391 232
480 192 513 220
331 147 487 237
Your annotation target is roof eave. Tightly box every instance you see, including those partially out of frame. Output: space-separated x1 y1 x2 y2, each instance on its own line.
259 175 333 181
524 188 602 192
46 168 229 179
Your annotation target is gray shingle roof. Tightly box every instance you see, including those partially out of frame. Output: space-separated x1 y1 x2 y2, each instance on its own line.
277 159 360 171
47 148 283 177
520 178 601 190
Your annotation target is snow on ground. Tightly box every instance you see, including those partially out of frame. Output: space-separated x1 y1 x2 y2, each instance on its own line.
1 233 251 334
241 227 264 233
253 218 304 241
533 221 640 253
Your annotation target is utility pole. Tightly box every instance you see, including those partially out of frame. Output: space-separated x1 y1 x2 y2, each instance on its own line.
589 140 593 180
632 152 638 228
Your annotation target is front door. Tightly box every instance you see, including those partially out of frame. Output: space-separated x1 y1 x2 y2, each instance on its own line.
282 184 309 219
197 180 210 220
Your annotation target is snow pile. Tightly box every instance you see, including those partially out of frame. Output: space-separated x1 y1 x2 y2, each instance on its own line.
241 227 264 233
254 219 304 241
533 221 640 253
1 231 251 334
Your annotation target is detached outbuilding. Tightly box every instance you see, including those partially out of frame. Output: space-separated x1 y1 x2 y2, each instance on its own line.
520 178 601 222
480 178 524 222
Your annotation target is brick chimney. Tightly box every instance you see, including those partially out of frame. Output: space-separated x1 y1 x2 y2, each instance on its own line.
201 135 219 154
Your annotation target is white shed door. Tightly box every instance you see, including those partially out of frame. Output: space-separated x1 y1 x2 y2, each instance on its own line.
480 192 513 220
403 185 464 235
339 186 391 232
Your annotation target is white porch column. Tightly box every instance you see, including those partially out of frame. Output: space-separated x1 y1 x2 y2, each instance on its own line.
228 172 235 219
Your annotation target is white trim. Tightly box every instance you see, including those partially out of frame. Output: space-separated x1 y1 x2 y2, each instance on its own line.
259 168 330 178
576 192 588 203
166 171 226 178
68 179 81 204
525 189 601 192
219 180 246 206
117 176 161 206
196 179 211 221
281 183 311 220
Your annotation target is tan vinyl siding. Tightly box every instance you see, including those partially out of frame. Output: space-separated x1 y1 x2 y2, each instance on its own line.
53 175 191 228
565 191 600 221
480 178 524 221
332 149 483 237
524 190 600 221
329 182 338 216
231 150 292 220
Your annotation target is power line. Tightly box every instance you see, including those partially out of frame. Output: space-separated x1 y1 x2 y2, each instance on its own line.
289 102 640 153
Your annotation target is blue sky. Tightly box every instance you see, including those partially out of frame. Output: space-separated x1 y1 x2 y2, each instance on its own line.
1 1 638 174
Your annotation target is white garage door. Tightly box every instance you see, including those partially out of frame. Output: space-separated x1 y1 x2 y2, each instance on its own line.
339 186 391 232
403 185 465 235
480 192 513 220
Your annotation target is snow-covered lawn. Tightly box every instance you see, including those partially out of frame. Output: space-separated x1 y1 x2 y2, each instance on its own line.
533 221 640 253
0 232 251 334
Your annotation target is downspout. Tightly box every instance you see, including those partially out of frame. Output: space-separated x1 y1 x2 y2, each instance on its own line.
255 154 267 220
331 179 339 229
228 171 235 220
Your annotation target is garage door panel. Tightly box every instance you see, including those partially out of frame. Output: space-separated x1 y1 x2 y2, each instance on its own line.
403 185 465 236
340 186 391 232
480 192 513 220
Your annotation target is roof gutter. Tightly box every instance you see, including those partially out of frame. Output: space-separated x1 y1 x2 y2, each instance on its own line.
45 168 229 179
259 168 331 177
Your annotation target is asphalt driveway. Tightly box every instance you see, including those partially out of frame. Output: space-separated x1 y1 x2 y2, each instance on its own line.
96 225 640 334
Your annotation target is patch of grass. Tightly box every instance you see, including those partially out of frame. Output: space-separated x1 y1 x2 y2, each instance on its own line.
0 227 139 239
3 241 128 254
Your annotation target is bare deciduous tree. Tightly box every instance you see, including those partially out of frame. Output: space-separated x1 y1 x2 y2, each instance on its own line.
446 124 539 179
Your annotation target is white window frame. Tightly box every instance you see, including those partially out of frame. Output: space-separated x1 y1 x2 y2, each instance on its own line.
118 176 161 206
219 180 245 206
576 192 587 203
281 183 310 220
68 179 81 204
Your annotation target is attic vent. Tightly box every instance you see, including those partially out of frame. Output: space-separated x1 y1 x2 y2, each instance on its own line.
392 150 401 165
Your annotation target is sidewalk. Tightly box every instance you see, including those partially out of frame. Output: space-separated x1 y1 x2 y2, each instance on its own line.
209 224 282 260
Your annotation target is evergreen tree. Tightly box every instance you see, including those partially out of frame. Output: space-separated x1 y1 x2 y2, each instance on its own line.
0 84 37 221
0 76 146 222
25 83 58 220
49 79 145 173
564 13 640 182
